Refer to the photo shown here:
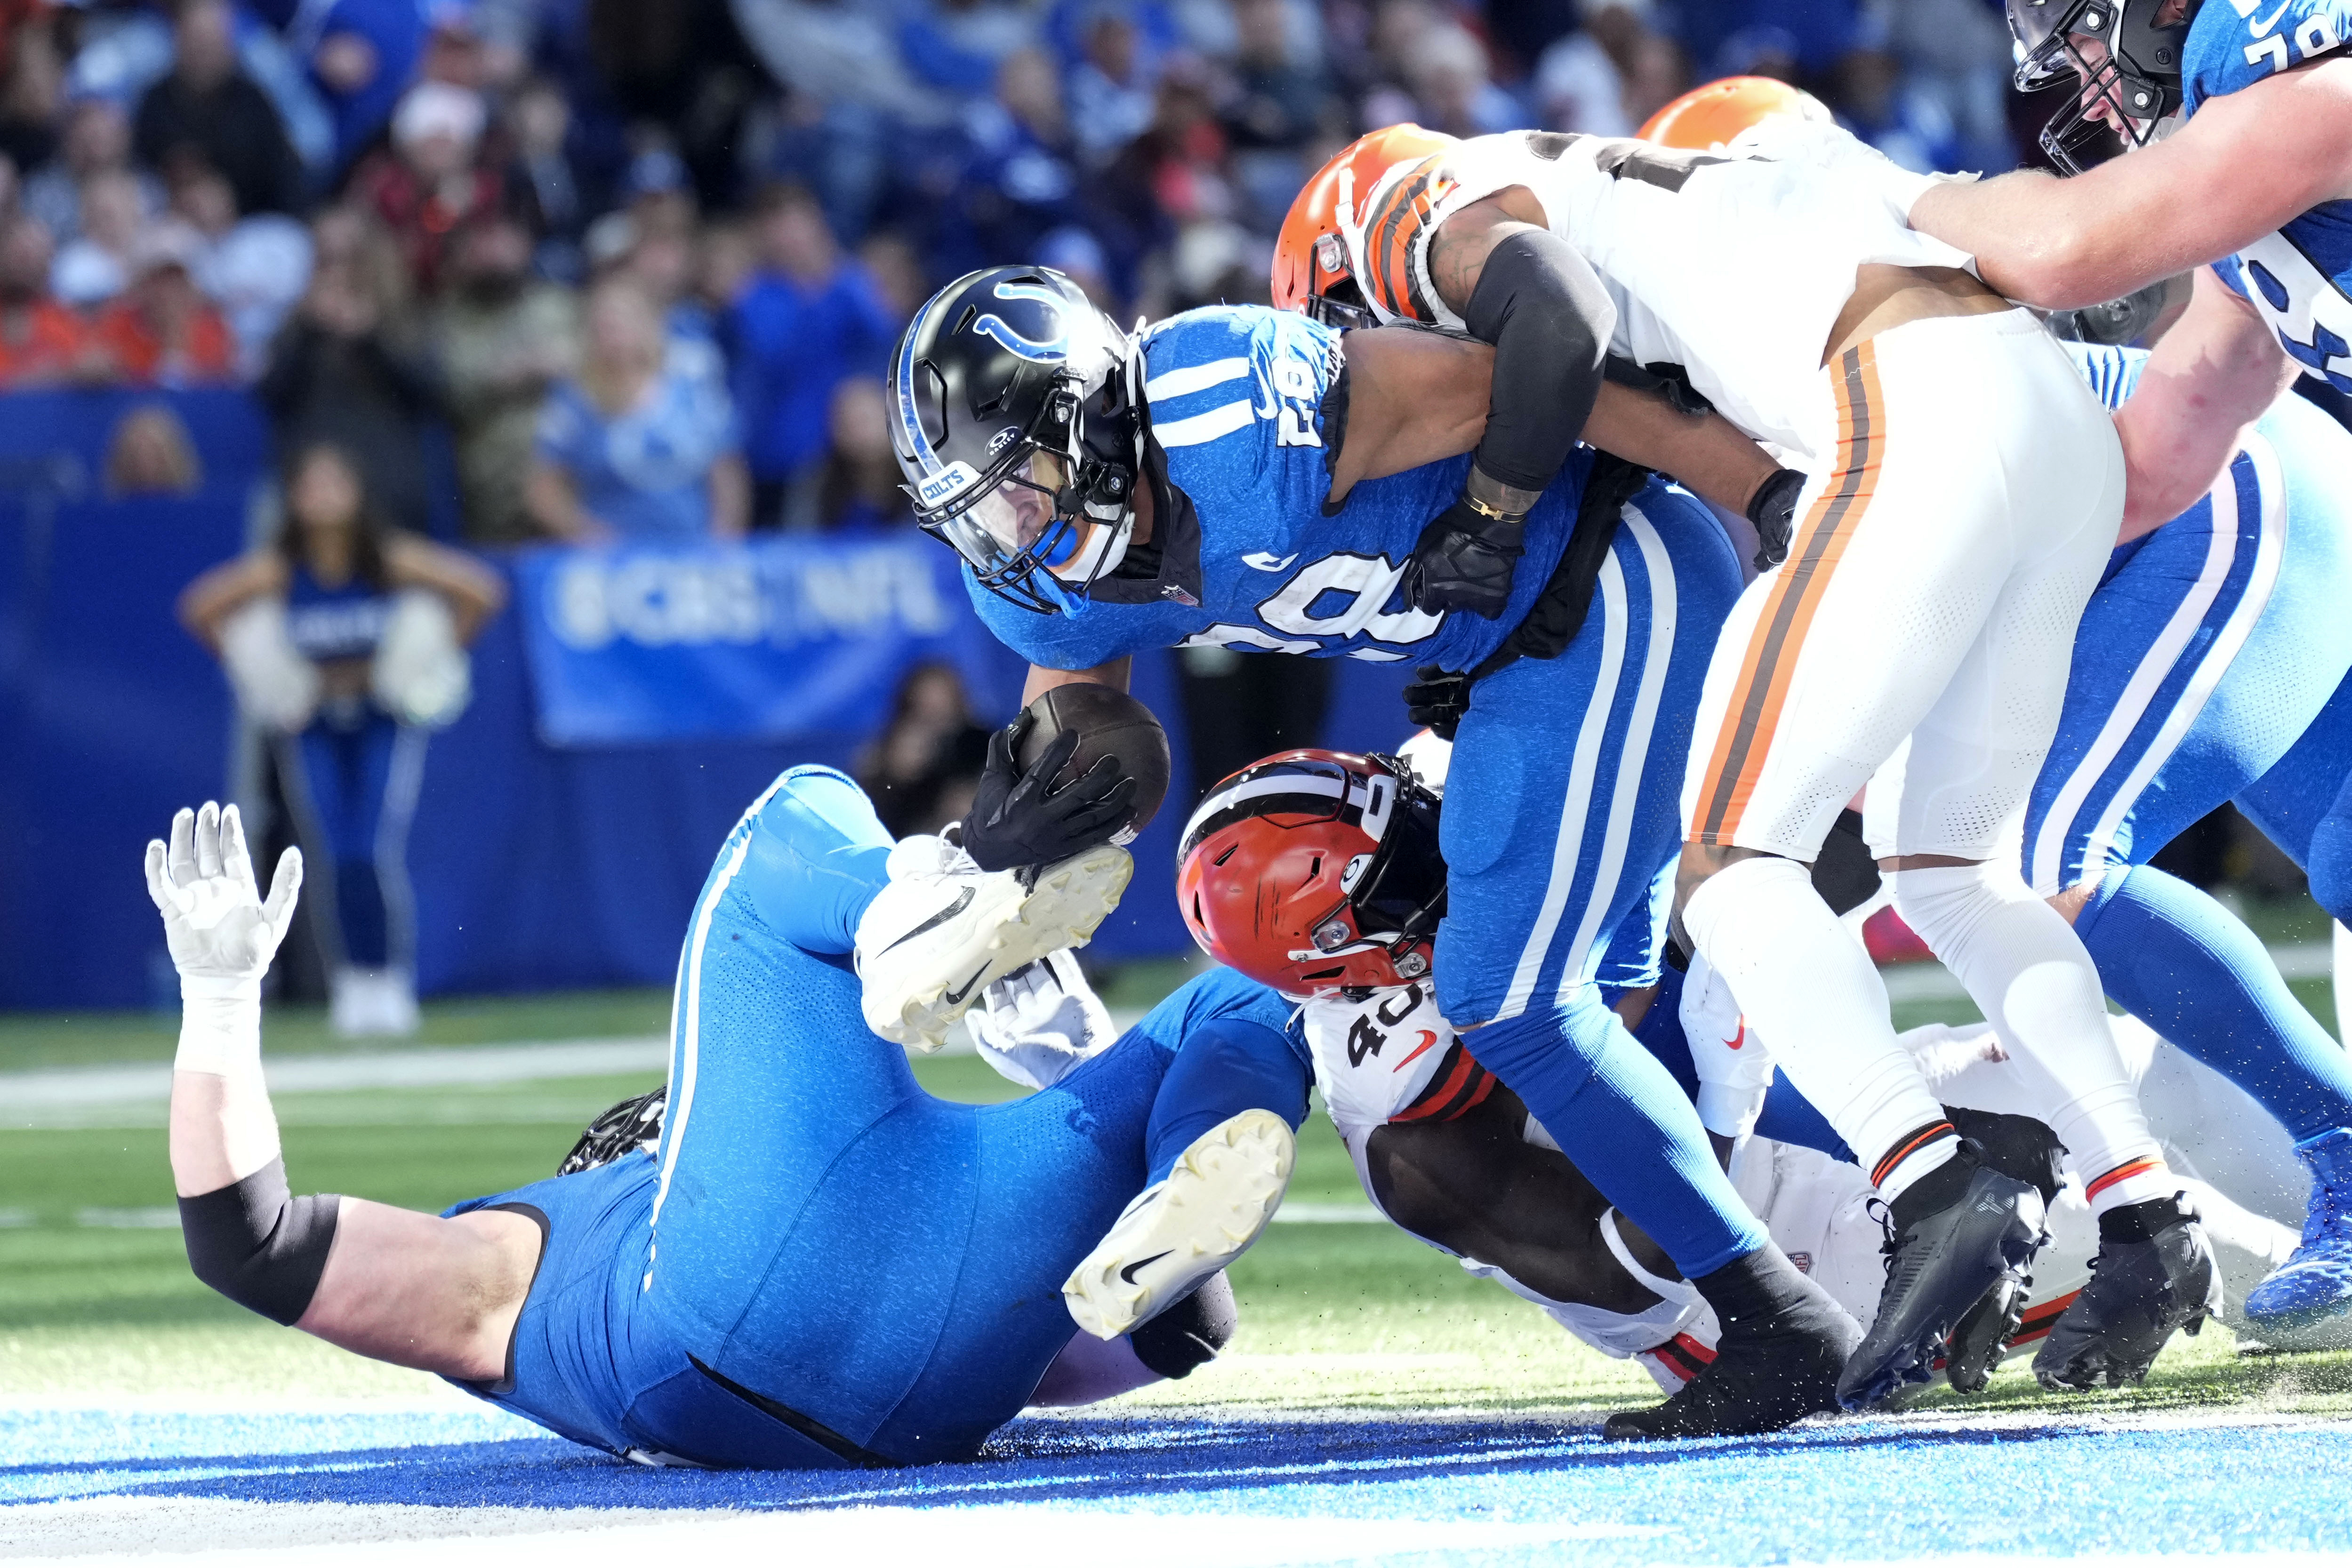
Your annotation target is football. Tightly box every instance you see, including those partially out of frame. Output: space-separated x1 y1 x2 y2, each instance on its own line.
1014 681 1173 837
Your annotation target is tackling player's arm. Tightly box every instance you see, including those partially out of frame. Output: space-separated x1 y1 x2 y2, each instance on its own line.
2112 264 2297 538
153 803 538 1382
1907 62 2352 308
1330 322 1783 526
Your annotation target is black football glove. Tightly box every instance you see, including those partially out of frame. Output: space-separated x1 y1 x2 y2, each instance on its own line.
1745 467 1806 572
957 715 1138 873
1402 498 1526 619
1403 664 1473 742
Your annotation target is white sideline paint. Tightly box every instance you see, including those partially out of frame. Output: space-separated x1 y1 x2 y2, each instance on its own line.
0 1006 1154 1127
0 1498 1654 1565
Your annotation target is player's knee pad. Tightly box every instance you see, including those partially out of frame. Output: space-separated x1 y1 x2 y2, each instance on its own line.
1128 1270 1237 1380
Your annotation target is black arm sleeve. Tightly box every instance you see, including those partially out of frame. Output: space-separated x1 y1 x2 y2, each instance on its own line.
178 1157 342 1326
1461 227 1616 494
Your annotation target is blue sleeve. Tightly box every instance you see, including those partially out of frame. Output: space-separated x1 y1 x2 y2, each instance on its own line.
964 564 1210 670
2184 1 2352 112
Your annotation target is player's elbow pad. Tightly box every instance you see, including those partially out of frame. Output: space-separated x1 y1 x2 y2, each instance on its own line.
178 1156 342 1326
1463 228 1615 494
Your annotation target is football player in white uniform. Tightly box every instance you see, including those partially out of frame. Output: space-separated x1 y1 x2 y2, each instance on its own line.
1275 112 2187 1411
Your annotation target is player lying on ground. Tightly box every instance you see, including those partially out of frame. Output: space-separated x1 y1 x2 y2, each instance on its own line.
147 777 1313 1469
1175 744 1857 1434
1649 67 2352 1358
1273 110 2199 1410
1179 742 2332 1398
886 270 1860 1438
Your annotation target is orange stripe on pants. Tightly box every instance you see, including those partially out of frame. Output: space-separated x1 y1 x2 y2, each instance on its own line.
1694 341 1889 847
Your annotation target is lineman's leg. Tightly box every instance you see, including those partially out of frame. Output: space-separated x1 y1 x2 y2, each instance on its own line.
1443 488 1764 1281
638 765 971 1454
877 969 1312 1456
1679 315 2120 1405
1682 318 2115 1207
1444 486 1856 1439
2028 425 2352 1148
1060 970 1314 1340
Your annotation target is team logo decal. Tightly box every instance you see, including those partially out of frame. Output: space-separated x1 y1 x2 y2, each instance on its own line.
974 280 1069 363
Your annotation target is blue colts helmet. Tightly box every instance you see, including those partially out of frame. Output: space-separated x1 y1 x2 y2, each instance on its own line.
890 267 1143 614
2008 0 2202 172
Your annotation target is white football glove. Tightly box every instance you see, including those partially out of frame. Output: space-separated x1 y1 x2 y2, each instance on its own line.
144 803 301 1074
1725 116 1976 224
966 949 1116 1091
1679 950 1774 1139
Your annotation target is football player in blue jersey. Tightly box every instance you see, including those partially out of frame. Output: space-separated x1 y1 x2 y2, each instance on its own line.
884 265 1863 1438
145 781 1315 1469
1822 0 2352 1347
2014 338 2352 1359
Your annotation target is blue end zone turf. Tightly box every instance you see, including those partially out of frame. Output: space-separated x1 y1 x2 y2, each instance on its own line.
8 1405 2352 1560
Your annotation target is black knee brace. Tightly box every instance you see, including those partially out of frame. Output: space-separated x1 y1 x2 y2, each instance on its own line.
1129 1271 1237 1380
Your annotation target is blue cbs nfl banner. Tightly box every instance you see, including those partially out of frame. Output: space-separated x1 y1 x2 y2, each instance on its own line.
515 534 1026 746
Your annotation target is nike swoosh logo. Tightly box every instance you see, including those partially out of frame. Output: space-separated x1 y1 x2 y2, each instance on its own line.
1242 551 1298 572
877 885 974 954
2251 0 2290 35
1392 1030 1440 1072
1724 1023 1746 1052
941 962 990 1006
1120 1250 1173 1284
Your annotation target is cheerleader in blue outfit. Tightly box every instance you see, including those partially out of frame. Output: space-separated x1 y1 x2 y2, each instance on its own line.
180 441 505 1034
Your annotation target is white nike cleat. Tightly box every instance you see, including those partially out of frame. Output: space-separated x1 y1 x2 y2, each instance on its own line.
853 833 1132 1050
1063 1109 1295 1339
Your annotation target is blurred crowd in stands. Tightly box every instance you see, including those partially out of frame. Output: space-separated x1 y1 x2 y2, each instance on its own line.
0 0 2031 543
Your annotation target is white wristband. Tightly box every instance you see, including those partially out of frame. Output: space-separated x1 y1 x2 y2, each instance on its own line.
177 974 263 1077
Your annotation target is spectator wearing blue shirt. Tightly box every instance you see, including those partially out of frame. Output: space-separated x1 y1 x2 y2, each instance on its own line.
725 183 897 528
526 276 749 544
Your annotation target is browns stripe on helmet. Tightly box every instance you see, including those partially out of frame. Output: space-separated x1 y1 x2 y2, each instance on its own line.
1177 749 1446 997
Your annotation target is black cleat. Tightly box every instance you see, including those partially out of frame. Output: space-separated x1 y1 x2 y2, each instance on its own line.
2033 1194 2222 1392
1838 1146 2046 1411
1943 1276 2028 1394
1605 1243 1860 1440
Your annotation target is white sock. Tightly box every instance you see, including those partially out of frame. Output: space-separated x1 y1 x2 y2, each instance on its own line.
1684 855 1956 1201
1892 862 2167 1217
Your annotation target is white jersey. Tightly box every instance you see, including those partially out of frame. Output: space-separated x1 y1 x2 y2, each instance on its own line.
1341 130 1974 461
1300 984 1498 1207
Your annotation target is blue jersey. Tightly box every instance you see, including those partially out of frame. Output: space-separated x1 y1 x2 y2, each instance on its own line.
443 1154 675 1461
283 565 391 663
2183 0 2352 393
966 305 1595 674
2026 339 2352 890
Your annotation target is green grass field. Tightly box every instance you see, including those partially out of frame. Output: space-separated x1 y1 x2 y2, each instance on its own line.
7 920 2351 1424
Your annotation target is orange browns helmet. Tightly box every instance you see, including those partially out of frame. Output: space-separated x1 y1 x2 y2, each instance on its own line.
1273 124 1459 329
1636 75 1835 151
1176 749 1447 997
